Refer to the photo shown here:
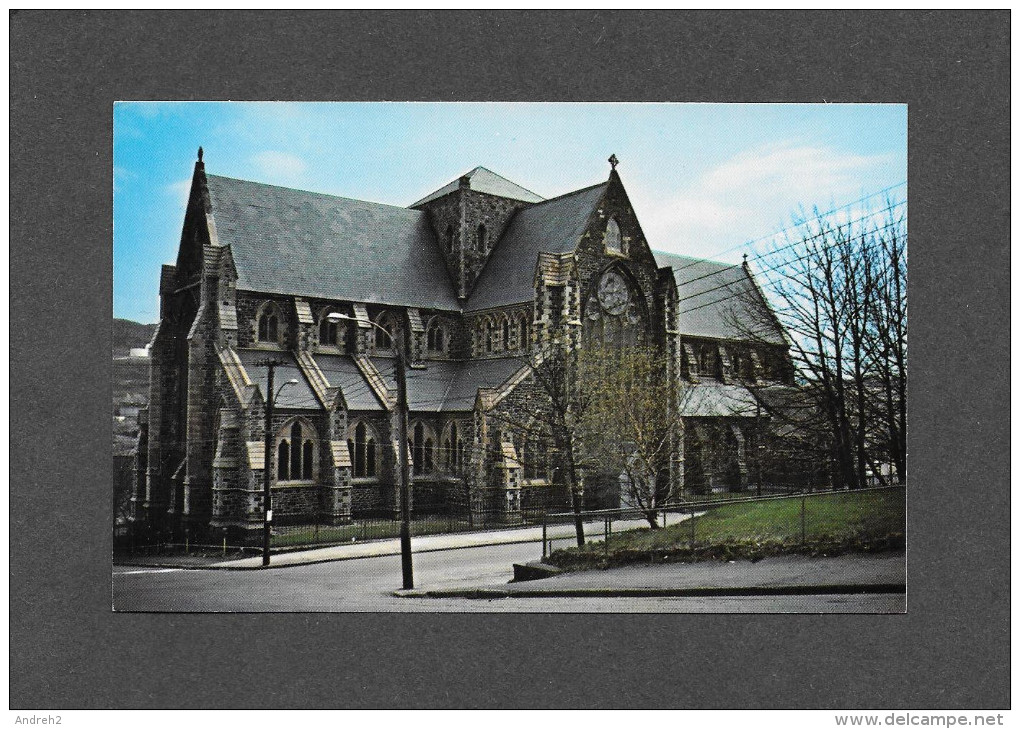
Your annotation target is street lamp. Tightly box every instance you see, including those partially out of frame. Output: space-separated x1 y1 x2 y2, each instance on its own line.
328 312 414 589
256 360 298 568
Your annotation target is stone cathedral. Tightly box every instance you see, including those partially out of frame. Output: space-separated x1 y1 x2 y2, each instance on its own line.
131 151 792 544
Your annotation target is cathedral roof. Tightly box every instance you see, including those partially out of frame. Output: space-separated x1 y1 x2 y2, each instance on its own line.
235 349 323 410
654 251 787 345
206 175 460 311
464 182 609 312
411 166 545 207
310 353 524 412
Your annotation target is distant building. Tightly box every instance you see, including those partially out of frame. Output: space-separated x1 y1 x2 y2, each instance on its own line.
131 150 791 543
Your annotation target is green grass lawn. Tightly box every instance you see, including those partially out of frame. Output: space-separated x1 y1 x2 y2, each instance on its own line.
549 488 905 568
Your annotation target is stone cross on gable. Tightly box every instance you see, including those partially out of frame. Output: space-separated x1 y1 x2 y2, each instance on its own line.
608 153 619 170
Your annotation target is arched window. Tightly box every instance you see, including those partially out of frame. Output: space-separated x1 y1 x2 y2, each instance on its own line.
518 314 530 351
412 422 425 476
445 225 455 254
475 318 486 355
476 224 487 253
275 419 316 482
302 440 314 479
501 317 510 351
256 303 282 345
277 440 289 481
318 310 348 349
349 421 378 479
604 217 623 255
373 312 398 354
485 318 495 354
289 423 301 480
522 432 548 481
427 318 447 355
444 421 459 473
424 438 434 472
411 422 436 476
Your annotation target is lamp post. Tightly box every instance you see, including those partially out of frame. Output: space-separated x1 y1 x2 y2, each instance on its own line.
255 357 297 567
328 313 414 589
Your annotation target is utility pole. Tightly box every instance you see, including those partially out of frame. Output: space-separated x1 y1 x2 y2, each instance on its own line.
756 399 763 497
394 344 414 589
255 358 286 567
327 312 414 589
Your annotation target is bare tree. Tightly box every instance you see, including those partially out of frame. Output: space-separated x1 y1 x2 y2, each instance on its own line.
730 202 908 489
490 340 594 547
580 343 681 528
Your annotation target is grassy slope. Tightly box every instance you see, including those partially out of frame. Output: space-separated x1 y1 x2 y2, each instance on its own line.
549 488 905 568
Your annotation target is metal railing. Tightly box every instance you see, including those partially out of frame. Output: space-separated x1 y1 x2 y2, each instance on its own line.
539 484 906 560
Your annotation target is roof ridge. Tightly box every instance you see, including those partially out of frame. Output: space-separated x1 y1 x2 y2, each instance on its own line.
470 166 545 201
653 249 735 269
524 179 607 208
206 173 422 214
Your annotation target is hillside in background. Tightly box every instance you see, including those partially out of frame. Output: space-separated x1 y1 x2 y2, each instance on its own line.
113 318 158 357
113 318 156 455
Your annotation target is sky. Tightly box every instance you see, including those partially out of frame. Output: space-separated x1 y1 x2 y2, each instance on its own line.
114 102 906 323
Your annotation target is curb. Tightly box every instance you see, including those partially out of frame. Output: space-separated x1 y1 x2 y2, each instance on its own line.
394 583 906 599
114 531 563 571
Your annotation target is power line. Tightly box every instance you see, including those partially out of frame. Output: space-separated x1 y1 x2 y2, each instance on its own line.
664 180 907 276
675 212 907 313
671 198 907 302
677 218 905 317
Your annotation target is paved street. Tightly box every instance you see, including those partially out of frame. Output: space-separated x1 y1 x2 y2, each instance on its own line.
113 537 905 613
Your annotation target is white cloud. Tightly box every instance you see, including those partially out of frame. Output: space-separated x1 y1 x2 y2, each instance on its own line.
636 143 895 262
166 178 192 208
251 150 308 185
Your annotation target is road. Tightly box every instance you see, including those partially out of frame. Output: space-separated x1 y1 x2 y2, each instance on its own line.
113 538 904 613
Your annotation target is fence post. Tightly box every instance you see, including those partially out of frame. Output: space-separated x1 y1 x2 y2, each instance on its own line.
604 517 609 557
800 495 806 545
542 511 548 560
690 503 696 544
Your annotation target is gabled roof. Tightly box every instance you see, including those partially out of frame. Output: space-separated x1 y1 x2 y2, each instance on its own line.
371 356 525 412
654 251 786 345
677 383 759 418
235 349 322 410
411 167 545 207
465 182 608 312
205 175 460 311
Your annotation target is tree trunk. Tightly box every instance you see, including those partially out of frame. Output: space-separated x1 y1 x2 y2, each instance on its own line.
570 487 585 547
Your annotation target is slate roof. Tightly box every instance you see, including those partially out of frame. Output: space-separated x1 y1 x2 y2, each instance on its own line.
411 167 545 207
654 251 786 345
205 175 459 311
465 182 609 312
310 354 524 413
313 353 386 411
372 356 526 412
677 383 758 418
235 349 322 410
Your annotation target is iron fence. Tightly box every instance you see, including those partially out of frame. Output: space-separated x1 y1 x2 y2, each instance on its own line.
538 484 906 560
268 507 542 550
114 484 903 559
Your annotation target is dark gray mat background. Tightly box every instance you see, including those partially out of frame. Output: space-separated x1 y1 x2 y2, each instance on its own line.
10 11 1009 709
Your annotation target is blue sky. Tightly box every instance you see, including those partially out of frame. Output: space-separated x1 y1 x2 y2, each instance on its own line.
114 102 906 323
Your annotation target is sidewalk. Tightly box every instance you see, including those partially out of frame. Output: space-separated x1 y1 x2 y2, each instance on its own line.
398 550 907 599
114 516 658 570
